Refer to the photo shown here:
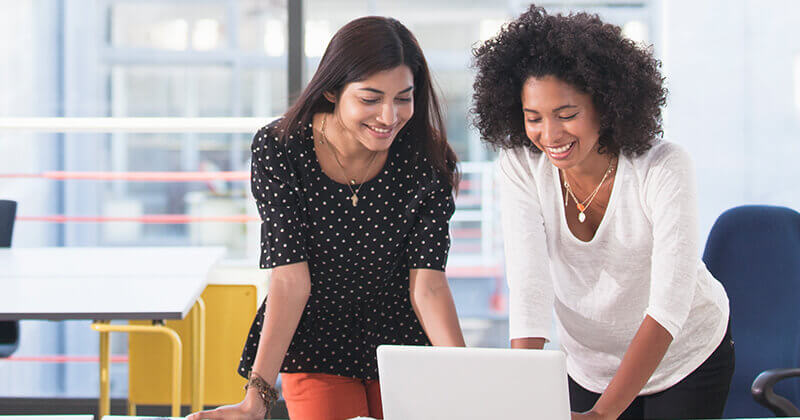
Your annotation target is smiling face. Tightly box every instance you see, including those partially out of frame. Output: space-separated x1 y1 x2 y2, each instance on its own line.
325 65 415 154
521 75 605 172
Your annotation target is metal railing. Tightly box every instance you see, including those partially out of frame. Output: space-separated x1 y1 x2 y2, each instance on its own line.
0 117 503 279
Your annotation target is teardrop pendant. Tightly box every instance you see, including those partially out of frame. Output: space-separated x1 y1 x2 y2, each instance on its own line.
351 194 358 206
578 212 586 223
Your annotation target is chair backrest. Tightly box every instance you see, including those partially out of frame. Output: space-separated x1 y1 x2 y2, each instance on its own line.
129 283 259 406
703 205 800 418
0 200 19 358
0 199 16 247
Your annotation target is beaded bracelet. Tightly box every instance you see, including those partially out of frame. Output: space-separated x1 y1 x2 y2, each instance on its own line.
244 371 279 418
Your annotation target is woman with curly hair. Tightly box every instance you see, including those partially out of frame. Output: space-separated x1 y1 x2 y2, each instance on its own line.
188 16 465 420
473 5 733 420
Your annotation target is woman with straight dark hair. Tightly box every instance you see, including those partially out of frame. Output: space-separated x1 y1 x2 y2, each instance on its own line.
188 16 465 420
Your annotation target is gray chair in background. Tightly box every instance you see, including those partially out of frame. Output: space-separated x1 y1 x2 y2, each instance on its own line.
0 199 19 358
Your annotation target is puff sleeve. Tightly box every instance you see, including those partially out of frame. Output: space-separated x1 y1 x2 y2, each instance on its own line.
251 125 309 268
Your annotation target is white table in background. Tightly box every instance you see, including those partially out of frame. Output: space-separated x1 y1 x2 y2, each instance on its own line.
0 246 226 417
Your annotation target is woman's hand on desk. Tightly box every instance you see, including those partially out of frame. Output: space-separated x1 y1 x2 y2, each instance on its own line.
186 388 267 420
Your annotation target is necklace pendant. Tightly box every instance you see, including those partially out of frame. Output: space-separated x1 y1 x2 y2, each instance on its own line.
576 203 586 212
578 211 586 223
351 194 358 206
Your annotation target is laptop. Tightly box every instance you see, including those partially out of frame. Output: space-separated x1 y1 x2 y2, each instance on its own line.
377 345 571 420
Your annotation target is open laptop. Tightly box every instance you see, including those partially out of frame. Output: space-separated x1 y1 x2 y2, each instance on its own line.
377 345 571 420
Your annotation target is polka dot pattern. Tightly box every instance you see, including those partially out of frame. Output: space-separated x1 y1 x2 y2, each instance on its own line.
238 119 455 380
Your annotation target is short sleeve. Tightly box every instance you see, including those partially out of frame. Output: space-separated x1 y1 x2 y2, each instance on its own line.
642 143 699 338
406 177 455 271
251 126 308 268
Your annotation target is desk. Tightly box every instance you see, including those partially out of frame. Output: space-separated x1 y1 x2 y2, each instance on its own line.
0 417 94 420
0 247 225 417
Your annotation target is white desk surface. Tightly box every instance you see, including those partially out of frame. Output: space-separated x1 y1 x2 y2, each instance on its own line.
103 417 184 419
0 417 94 420
102 417 183 420
0 246 225 321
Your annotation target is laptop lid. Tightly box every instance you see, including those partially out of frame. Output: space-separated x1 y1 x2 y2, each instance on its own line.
377 345 571 420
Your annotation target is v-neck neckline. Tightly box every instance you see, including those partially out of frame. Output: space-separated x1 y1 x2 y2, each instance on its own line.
552 156 624 245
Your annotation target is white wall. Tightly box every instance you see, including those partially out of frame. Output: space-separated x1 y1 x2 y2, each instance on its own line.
661 0 800 240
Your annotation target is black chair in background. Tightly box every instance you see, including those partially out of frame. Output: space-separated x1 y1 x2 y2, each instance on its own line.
0 199 20 358
703 205 800 417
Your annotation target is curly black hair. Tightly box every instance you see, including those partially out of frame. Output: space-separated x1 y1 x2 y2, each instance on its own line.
471 5 667 156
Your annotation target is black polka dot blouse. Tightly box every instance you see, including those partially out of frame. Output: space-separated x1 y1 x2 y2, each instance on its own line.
238 119 455 381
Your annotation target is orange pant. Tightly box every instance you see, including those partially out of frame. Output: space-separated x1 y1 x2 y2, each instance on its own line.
281 372 383 420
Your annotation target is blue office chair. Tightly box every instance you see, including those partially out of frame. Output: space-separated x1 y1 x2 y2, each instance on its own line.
0 199 20 358
703 205 800 418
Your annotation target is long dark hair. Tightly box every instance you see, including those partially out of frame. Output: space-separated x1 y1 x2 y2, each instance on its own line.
277 16 460 190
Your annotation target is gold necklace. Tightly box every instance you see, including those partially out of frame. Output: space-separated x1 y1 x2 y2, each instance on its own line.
562 158 616 223
320 114 378 206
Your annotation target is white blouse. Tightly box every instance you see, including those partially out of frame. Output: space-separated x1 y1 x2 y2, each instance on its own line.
498 141 729 394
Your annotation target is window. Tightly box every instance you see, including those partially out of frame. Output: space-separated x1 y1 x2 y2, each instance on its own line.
2 0 798 401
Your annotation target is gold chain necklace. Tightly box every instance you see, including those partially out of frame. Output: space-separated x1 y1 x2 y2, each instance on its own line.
320 114 377 207
562 158 616 223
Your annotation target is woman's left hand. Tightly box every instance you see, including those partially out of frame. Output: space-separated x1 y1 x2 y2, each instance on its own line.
571 410 613 420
